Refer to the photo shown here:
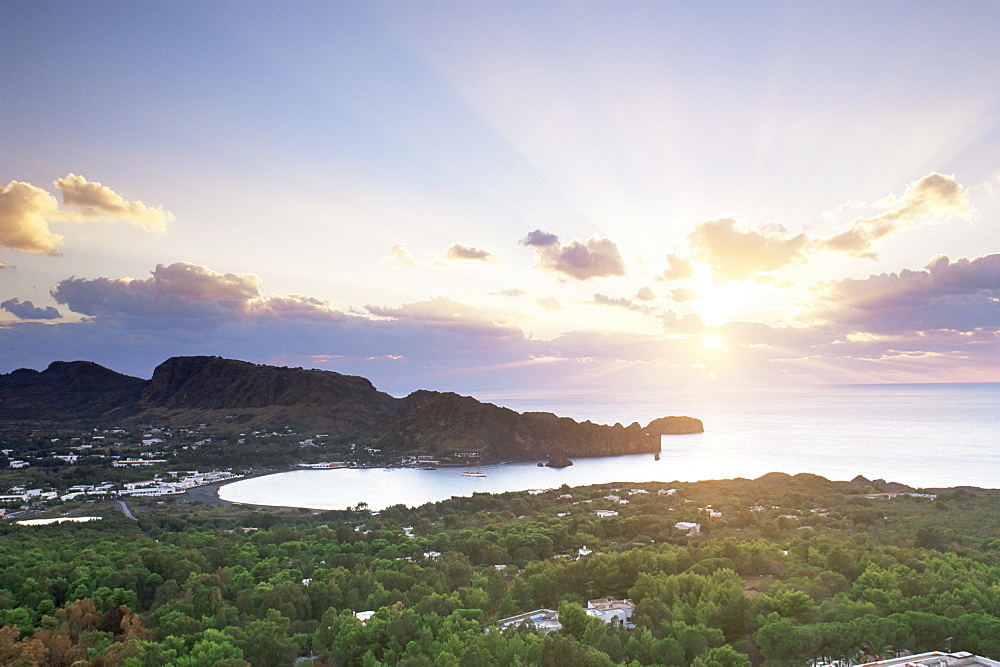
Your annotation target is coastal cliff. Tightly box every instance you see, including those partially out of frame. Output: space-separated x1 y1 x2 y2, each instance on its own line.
0 356 702 461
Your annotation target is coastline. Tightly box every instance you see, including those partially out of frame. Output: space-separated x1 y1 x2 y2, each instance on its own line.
176 464 1000 515
178 468 305 511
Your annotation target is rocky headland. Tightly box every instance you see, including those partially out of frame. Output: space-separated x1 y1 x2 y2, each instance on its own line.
0 356 704 462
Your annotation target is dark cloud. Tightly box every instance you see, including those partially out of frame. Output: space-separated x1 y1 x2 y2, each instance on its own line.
1 298 60 320
688 218 808 282
521 230 626 280
520 229 560 247
51 262 341 324
806 254 1000 333
658 253 694 280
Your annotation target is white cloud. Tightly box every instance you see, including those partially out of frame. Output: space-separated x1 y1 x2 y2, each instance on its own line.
688 218 808 282
822 173 974 257
55 174 173 231
0 175 172 254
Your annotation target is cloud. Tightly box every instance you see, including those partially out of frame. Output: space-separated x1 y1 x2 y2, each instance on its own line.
635 286 655 301
822 173 974 257
688 218 808 282
385 242 499 266
659 310 707 334
536 297 562 310
366 296 524 330
51 262 342 323
658 253 694 280
0 175 172 254
679 173 978 280
493 288 527 297
443 243 497 262
667 288 701 302
0 180 65 253
591 293 652 314
521 229 626 280
382 243 421 266
55 174 172 231
1 298 60 320
805 253 1000 334
520 229 560 247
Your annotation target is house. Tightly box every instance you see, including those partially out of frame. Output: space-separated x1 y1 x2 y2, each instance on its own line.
674 521 700 536
494 598 635 635
593 509 619 518
113 458 167 468
846 651 1000 667
493 609 562 633
586 597 634 627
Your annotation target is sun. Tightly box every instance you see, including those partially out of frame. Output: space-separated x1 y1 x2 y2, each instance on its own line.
696 285 746 326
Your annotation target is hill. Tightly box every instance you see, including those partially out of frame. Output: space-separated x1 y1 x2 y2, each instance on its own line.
0 356 703 460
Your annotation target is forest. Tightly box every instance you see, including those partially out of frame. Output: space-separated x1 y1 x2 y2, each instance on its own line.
0 472 999 666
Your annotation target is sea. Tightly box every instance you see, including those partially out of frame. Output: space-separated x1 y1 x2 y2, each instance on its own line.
218 383 1000 511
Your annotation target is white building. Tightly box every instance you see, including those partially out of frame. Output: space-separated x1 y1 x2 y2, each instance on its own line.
675 521 701 536
113 458 167 468
586 597 634 627
493 609 562 633
847 652 1000 667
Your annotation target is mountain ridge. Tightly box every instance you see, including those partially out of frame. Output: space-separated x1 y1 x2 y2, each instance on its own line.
0 356 704 460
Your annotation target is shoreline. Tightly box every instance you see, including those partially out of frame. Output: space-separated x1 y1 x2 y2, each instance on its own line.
176 464 1000 514
178 468 302 510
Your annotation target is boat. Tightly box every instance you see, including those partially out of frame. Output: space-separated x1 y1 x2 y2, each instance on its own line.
461 455 487 477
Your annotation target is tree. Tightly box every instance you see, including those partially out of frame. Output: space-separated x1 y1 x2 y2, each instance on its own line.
692 645 752 667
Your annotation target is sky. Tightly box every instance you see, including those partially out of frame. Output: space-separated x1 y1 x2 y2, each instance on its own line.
2 1 999 397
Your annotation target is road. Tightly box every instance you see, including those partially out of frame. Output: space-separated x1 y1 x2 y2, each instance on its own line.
117 500 137 520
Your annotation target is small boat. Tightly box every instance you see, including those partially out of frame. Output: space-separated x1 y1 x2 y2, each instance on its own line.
461 455 486 477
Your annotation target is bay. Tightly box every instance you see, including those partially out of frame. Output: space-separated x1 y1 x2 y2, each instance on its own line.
219 383 1000 511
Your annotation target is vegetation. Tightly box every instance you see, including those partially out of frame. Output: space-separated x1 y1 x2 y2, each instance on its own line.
0 473 999 665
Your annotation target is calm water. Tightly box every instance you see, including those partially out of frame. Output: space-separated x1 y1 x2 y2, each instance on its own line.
219 383 1000 511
